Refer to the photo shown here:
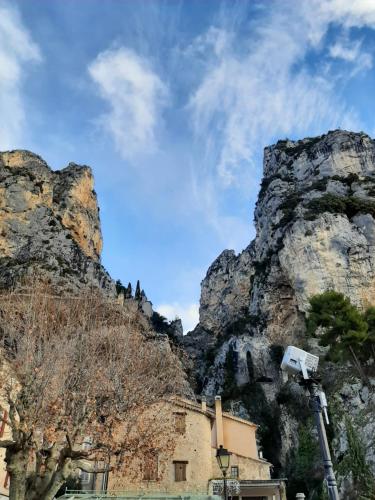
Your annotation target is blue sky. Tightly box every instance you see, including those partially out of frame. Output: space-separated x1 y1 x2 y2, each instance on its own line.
1 0 375 331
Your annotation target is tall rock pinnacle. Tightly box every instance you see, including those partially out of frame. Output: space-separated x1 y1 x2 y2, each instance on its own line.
0 150 114 293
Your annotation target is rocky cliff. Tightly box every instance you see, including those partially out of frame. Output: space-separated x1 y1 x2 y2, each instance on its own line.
184 130 375 498
0 150 114 293
0 149 179 329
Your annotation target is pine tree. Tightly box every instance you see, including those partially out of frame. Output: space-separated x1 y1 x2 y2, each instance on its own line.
115 279 125 296
125 282 132 299
307 291 368 381
135 280 141 301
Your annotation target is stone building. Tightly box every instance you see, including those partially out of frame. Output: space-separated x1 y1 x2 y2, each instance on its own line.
87 396 286 500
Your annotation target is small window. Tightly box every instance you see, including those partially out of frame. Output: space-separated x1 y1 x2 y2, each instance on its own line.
230 466 239 478
173 461 187 481
79 470 91 484
82 437 92 451
174 412 186 434
143 452 158 481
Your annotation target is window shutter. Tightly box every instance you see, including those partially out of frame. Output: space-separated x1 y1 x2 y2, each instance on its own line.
174 413 186 434
173 461 187 481
143 452 158 480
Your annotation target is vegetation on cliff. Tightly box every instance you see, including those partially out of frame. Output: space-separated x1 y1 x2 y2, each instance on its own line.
307 291 375 381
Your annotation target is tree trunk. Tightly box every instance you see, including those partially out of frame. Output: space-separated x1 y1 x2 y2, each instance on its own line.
38 478 66 500
348 345 369 385
32 458 74 500
6 448 28 500
8 475 26 500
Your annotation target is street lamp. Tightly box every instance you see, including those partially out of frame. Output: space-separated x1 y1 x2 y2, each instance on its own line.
281 346 339 500
216 445 231 500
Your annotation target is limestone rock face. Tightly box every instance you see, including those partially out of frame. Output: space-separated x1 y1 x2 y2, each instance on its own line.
0 150 114 293
184 130 375 492
199 246 254 333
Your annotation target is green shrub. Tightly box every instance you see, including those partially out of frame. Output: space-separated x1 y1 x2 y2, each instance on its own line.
306 291 374 382
338 417 375 499
305 193 375 220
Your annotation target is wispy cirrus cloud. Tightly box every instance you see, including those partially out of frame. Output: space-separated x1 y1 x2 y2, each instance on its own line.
189 0 375 187
188 0 375 189
88 47 168 160
0 2 41 149
329 36 372 76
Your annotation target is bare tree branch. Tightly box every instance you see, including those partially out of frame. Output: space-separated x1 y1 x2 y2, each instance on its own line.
0 280 189 500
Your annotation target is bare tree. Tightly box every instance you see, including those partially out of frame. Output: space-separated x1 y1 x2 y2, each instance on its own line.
0 282 188 500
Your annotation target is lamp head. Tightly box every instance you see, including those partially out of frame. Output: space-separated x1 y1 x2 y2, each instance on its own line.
281 345 319 379
216 445 231 470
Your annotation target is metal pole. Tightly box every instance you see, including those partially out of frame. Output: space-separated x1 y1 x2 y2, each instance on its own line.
223 470 227 500
308 381 340 500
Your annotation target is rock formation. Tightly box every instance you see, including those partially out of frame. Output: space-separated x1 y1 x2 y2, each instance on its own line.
0 150 181 336
184 130 375 498
0 150 114 293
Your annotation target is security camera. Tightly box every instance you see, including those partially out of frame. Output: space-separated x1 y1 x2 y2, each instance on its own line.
281 346 319 379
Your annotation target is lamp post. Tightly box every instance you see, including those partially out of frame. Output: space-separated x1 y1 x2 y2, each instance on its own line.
216 445 231 500
281 346 339 500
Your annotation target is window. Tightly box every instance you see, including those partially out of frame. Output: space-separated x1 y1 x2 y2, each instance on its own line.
173 461 187 481
79 470 91 485
82 437 92 451
230 466 239 478
143 452 158 481
174 412 186 434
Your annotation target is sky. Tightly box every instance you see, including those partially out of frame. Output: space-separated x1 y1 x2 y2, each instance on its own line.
1 0 375 332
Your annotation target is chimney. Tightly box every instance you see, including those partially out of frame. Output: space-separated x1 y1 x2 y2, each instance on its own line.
215 396 224 447
201 396 207 412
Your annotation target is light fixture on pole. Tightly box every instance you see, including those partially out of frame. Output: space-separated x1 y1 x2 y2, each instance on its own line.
216 445 231 500
281 346 339 500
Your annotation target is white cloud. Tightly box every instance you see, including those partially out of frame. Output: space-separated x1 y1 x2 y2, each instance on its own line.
315 0 375 28
88 47 168 159
329 37 372 75
0 2 41 149
188 0 375 188
156 302 199 334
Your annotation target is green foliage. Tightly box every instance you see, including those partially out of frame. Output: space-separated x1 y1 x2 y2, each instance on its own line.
285 421 326 499
305 193 375 220
338 417 375 499
135 279 141 301
151 311 170 334
115 279 132 298
306 291 370 371
364 307 375 361
258 173 282 199
275 191 301 228
281 135 323 157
